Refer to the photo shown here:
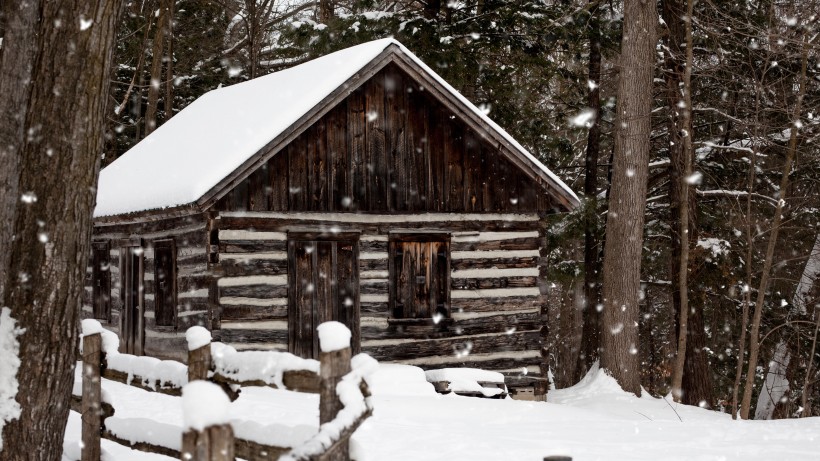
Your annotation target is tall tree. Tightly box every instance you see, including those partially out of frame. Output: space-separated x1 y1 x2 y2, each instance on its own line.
600 0 657 396
579 0 603 378
740 32 810 419
0 0 124 458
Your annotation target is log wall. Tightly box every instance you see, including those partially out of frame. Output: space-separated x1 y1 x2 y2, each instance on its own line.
212 212 549 384
84 213 211 361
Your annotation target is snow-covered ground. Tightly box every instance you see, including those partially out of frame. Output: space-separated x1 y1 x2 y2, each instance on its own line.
63 362 820 461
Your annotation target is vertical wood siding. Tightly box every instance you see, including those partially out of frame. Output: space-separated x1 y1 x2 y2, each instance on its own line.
213 64 554 214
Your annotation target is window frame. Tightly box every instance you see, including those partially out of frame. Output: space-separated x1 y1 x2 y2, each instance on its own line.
91 240 111 322
153 238 177 329
388 231 451 323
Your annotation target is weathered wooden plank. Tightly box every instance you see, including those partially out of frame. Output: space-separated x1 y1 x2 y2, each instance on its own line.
451 276 537 290
217 214 540 233
450 236 540 252
358 258 387 272
219 259 288 276
317 118 331 211
249 164 268 212
396 353 543 372
464 129 481 212
327 104 349 211
93 213 207 237
366 71 387 211
222 305 288 321
220 285 287 299
450 296 544 313
214 328 288 344
359 311 540 340
385 66 408 212
288 140 308 211
450 257 538 270
219 240 287 253
348 87 367 210
269 150 289 211
362 330 539 361
360 280 388 294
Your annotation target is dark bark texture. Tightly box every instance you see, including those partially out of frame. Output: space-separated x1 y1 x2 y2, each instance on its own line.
600 0 657 396
579 0 603 379
0 1 124 458
661 0 714 407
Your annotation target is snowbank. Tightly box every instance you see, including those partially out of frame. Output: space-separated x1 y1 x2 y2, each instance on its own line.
364 364 436 396
0 307 24 450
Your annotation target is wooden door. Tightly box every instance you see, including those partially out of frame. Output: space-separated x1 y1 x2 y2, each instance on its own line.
119 243 145 355
391 235 450 319
287 232 360 358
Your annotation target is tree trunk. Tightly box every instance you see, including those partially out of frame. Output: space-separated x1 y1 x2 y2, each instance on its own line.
0 0 39 301
164 0 175 121
740 35 809 420
0 0 124 458
145 0 172 136
579 0 603 379
600 0 657 396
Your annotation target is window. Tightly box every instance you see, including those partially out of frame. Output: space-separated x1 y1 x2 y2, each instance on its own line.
153 239 177 328
119 239 145 355
389 232 450 320
91 241 111 321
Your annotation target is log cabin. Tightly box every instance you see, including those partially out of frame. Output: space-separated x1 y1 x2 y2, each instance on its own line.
84 38 580 396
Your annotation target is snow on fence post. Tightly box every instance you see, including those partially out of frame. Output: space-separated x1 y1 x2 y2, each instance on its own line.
81 329 102 461
181 381 234 461
317 321 353 461
187 326 212 382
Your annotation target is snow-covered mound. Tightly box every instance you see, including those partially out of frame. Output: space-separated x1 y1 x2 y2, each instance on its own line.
550 362 729 422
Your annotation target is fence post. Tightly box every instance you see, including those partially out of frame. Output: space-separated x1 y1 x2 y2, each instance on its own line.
317 322 353 461
181 381 234 461
187 326 212 382
81 332 102 461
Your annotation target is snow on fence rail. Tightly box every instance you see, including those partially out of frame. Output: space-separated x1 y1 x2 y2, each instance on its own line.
74 320 374 461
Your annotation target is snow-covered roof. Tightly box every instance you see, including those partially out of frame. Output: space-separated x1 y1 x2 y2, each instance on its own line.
94 38 579 218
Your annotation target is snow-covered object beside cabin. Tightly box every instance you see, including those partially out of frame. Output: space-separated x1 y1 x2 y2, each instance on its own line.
182 381 230 431
105 354 188 390
82 320 187 390
364 364 436 396
317 321 351 353
185 326 211 351
0 307 24 450
210 342 319 389
281 353 378 461
425 368 506 397
94 38 578 217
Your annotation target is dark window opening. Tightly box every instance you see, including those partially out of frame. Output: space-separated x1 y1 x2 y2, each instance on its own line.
389 232 450 319
119 240 145 355
154 239 177 328
91 241 111 322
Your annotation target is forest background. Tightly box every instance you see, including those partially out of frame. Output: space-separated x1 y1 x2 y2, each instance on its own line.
5 0 820 429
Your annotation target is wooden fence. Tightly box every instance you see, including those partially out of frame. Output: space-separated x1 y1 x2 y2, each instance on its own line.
73 325 371 461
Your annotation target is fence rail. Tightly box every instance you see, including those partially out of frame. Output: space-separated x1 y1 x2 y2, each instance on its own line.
76 320 372 461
